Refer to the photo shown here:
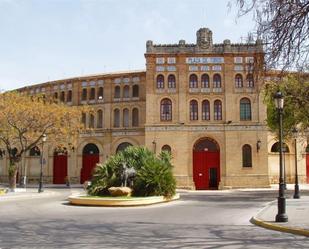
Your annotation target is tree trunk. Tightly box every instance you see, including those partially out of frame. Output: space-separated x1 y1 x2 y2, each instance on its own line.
8 162 17 191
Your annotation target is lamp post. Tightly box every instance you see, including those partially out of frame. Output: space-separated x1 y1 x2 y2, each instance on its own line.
38 134 47 193
274 91 288 222
292 127 300 199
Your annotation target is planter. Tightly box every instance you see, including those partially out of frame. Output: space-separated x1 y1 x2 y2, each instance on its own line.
68 193 180 207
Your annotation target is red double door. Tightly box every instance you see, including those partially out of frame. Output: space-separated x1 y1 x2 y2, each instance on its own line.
306 153 309 183
193 151 220 190
80 155 99 184
53 155 68 184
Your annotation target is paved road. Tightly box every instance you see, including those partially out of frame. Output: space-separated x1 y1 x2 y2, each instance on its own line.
0 188 308 249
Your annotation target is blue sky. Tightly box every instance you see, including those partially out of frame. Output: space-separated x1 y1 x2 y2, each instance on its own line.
0 0 255 90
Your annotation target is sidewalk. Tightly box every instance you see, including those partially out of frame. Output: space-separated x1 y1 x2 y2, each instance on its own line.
0 185 85 201
251 187 309 237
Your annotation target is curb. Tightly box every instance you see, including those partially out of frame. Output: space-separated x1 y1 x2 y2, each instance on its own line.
250 216 309 237
68 193 180 207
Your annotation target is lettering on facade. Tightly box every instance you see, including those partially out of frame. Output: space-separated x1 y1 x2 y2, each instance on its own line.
186 57 224 64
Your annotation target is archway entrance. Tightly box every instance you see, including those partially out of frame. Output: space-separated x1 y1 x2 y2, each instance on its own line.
80 143 100 184
53 149 68 184
116 142 133 153
193 138 220 190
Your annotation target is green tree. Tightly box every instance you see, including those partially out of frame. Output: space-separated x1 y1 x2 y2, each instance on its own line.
263 74 309 138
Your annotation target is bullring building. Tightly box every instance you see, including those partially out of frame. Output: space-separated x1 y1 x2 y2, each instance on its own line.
0 28 308 189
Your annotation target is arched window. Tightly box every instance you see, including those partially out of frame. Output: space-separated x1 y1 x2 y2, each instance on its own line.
161 145 171 154
202 100 210 120
60 91 65 102
54 92 58 99
213 74 222 88
168 75 176 88
97 110 103 128
247 74 254 88
116 142 133 153
81 113 86 128
123 85 130 98
189 74 198 88
89 113 95 128
242 144 252 167
190 100 198 120
29 146 41 156
201 74 210 88
90 88 95 100
132 108 139 127
123 108 129 127
113 109 120 127
82 88 87 101
214 100 222 120
240 98 251 121
98 87 104 99
235 74 243 88
271 142 290 153
132 85 139 97
67 90 72 102
160 98 172 121
156 75 164 89
114 86 120 98
83 143 99 155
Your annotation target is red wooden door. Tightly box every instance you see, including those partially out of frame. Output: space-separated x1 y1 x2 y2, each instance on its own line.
53 155 67 184
306 153 309 183
193 151 220 190
80 155 99 184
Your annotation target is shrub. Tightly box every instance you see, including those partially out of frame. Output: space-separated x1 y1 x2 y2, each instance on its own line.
87 146 176 198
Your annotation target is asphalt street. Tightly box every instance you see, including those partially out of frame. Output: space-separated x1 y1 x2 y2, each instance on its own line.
0 188 308 249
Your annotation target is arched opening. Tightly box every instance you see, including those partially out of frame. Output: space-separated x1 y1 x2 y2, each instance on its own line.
81 143 100 184
235 74 243 88
53 148 68 184
132 108 139 127
123 108 129 127
132 85 139 97
116 142 133 153
123 85 130 98
97 110 103 128
271 142 290 153
168 75 176 88
193 138 220 190
161 145 171 154
114 86 120 98
242 144 252 167
201 74 210 88
29 146 41 157
67 90 72 102
240 98 251 121
81 88 87 101
189 74 198 88
156 74 164 89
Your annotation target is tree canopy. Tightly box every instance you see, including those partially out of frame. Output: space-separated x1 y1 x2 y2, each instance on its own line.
234 0 309 71
0 91 86 186
263 74 309 138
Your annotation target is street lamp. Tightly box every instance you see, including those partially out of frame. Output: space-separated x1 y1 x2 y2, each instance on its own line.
274 91 288 222
292 127 300 199
38 134 47 193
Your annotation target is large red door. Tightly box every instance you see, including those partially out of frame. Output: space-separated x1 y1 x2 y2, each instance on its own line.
306 153 309 183
80 155 99 184
193 151 220 190
53 155 68 184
